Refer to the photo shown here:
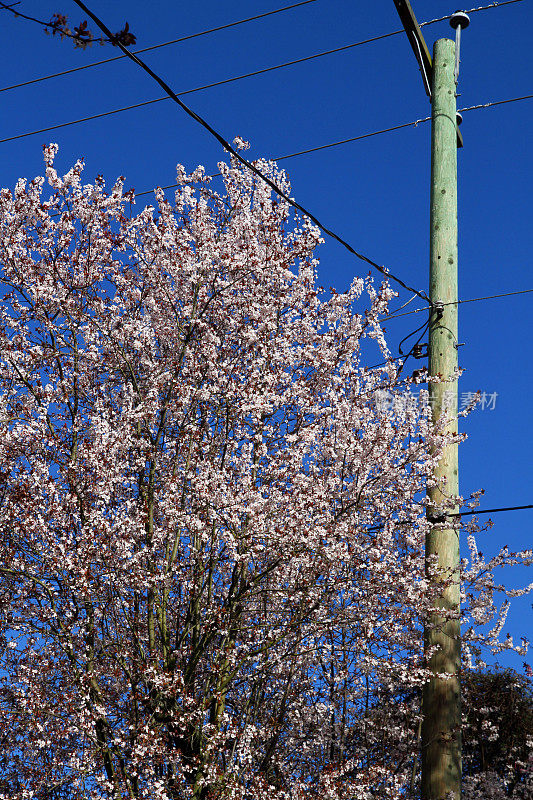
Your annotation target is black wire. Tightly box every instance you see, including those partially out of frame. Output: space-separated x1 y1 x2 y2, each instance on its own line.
68 0 429 303
462 0 525 15
367 501 533 532
362 317 430 373
1 21 400 96
0 105 431 150
365 354 405 371
459 95 533 113
5 87 531 151
381 288 533 321
396 321 431 379
418 0 525 27
133 117 432 197
128 89 529 197
1 0 523 94
276 118 431 159
0 1 318 93
0 97 169 143
450 504 533 518
398 318 430 357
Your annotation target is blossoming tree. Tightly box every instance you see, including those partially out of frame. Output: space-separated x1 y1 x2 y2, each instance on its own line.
0 145 529 800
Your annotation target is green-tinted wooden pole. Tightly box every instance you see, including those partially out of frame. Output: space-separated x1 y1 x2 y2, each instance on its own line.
421 38 461 800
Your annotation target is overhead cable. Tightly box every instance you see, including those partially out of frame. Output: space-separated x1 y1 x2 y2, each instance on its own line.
64 0 431 302
0 0 523 94
4 87 532 148
381 288 533 321
367 500 533 532
0 1 318 93
419 0 524 27
459 94 533 113
450 504 533 518
133 116 433 198
275 118 432 160
133 89 529 196
462 0 524 14
0 32 405 96
0 97 170 143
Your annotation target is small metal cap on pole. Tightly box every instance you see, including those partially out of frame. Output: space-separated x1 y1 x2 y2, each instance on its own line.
450 10 470 83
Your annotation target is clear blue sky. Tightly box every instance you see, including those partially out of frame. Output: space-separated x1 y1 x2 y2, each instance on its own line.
1 0 531 671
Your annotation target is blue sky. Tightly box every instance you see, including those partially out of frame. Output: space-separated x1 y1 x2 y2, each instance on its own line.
0 0 531 670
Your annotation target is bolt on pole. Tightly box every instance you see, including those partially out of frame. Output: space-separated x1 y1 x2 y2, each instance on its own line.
421 36 461 800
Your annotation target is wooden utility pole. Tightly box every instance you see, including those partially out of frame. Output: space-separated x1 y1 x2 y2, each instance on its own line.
421 36 461 800
392 4 469 797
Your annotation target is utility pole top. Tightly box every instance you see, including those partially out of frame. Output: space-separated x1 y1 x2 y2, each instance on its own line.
393 0 463 148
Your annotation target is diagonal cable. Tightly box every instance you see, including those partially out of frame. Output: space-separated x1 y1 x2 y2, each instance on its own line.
68 0 430 302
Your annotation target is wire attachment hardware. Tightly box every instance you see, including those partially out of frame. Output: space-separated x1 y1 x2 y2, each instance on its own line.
432 301 445 319
450 10 470 83
412 343 429 359
427 511 447 525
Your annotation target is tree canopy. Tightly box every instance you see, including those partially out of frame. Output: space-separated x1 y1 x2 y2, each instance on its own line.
0 146 530 800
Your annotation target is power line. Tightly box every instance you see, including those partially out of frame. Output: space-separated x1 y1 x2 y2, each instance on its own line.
450 504 533 518
0 97 170 143
132 89 530 196
275 118 432 160
418 0 525 27
0 33 409 100
0 1 318 93
367 501 533 532
462 0 524 15
459 94 533 113
366 288 533 367
4 87 531 149
381 288 533 321
0 0 523 95
456 288 533 305
133 116 434 198
0 86 428 149
369 287 533 370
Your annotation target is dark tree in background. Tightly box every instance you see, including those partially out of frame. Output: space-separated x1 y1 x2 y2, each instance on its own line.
462 667 533 797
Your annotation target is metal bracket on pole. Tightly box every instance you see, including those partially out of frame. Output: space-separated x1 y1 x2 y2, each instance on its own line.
393 0 433 98
393 0 463 148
